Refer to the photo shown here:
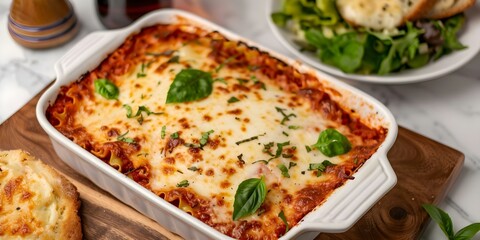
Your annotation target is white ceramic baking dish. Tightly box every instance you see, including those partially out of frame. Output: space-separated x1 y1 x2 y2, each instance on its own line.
36 9 398 240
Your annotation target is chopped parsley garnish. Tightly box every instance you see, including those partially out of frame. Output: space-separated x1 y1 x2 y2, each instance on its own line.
123 104 162 124
251 75 266 90
235 133 265 145
176 180 189 187
277 164 290 178
236 78 249 85
278 210 289 233
262 142 275 156
161 126 166 139
248 65 261 71
170 132 179 139
137 62 147 78
282 131 289 137
200 130 214 147
117 131 135 144
305 145 312 152
289 162 297 169
187 166 199 171
275 107 297 125
256 141 292 164
215 55 237 73
308 160 335 177
184 130 214 149
288 125 301 130
227 96 240 103
274 141 290 158
213 77 227 85
167 55 180 63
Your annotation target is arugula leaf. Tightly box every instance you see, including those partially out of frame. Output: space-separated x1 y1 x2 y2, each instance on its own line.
233 177 267 220
271 12 291 27
166 69 213 103
94 78 119 100
311 128 351 157
306 30 365 73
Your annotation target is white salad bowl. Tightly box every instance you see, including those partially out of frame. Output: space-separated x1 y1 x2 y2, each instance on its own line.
266 0 480 84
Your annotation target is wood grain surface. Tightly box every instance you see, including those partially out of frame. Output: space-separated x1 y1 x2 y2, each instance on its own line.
0 91 464 240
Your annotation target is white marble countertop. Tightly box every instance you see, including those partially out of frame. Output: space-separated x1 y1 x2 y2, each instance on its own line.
1 0 479 239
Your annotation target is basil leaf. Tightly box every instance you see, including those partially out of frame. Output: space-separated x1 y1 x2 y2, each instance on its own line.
166 69 213 103
454 223 480 240
94 78 119 100
422 204 454 239
311 128 351 157
233 177 267 220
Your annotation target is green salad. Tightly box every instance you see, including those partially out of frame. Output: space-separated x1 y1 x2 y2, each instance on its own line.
271 0 467 75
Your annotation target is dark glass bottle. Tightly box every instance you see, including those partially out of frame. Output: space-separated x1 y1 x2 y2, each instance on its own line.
96 0 172 29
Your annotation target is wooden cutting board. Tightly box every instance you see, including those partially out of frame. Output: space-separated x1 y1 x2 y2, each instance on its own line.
0 91 463 240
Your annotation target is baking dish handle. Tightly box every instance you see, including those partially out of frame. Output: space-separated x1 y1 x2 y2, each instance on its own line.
293 154 397 235
54 31 120 84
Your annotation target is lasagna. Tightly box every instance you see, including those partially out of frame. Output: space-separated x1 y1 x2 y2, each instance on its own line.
46 23 386 239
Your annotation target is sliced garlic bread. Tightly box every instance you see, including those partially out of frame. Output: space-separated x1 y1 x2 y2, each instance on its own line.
0 150 82 240
336 0 438 30
427 0 476 19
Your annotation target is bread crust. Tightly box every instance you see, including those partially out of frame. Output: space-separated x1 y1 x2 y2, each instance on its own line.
0 150 82 239
427 0 476 19
405 0 441 21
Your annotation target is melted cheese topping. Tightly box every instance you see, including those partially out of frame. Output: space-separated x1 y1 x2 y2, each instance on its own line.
46 24 385 239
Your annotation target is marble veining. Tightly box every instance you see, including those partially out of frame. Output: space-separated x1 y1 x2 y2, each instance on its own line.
0 0 479 239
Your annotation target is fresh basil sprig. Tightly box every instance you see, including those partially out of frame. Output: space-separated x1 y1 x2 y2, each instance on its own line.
94 78 119 100
311 128 351 157
423 204 480 240
233 177 267 220
166 69 213 103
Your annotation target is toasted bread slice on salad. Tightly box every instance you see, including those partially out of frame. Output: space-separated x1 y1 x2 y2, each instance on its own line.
336 0 438 30
427 0 476 19
0 150 82 239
